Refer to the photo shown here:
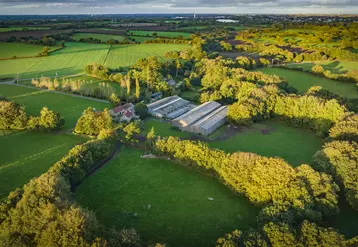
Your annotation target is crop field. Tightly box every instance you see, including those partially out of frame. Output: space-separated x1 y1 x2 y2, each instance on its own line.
258 67 358 99
0 26 49 32
72 33 126 42
0 43 58 58
75 146 258 247
0 84 110 129
104 43 189 69
0 42 189 79
208 120 322 166
129 30 191 38
0 131 84 198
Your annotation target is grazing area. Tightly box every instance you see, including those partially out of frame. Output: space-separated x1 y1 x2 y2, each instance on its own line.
258 67 358 98
0 84 110 128
72 32 126 42
129 36 155 42
75 146 259 247
104 43 189 68
143 118 193 138
0 131 83 198
129 30 191 38
0 42 55 58
209 120 323 166
288 60 358 73
0 42 189 78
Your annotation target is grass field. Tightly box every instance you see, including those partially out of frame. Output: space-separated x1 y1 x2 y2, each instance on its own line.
72 33 126 42
208 120 322 166
104 44 189 69
287 60 358 73
0 42 189 79
0 27 49 32
258 67 358 99
75 146 258 247
0 43 59 58
0 131 83 198
142 118 321 166
143 119 193 139
0 84 110 129
129 36 155 42
128 30 191 38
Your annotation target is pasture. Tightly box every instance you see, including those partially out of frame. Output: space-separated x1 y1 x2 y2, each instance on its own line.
0 84 111 129
75 146 258 247
104 44 189 69
72 33 126 42
0 131 83 198
0 42 189 79
258 67 358 99
143 118 193 138
0 43 54 58
208 120 322 166
128 30 191 38
129 36 155 42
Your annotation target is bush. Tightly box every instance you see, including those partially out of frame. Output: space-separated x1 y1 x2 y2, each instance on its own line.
134 102 148 119
75 107 113 136
0 100 28 130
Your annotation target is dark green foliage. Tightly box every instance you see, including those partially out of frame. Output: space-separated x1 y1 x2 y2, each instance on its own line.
134 102 148 119
74 107 113 136
0 100 28 130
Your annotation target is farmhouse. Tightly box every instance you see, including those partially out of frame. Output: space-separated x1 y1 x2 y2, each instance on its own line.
110 103 138 122
147 95 195 119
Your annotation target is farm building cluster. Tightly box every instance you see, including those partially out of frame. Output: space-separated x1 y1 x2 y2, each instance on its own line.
147 96 228 136
110 103 139 123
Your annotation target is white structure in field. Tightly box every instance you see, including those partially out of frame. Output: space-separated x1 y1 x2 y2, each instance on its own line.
148 96 227 136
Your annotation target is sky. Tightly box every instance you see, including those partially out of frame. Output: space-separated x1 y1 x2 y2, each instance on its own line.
0 0 358 15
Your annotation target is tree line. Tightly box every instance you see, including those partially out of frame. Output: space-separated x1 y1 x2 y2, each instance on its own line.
0 98 64 132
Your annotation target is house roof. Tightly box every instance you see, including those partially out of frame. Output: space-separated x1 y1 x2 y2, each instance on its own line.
113 103 133 113
124 110 133 118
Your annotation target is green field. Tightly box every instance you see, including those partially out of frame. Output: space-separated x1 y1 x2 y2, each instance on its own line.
0 27 49 32
0 84 110 129
76 146 258 247
258 67 358 99
0 42 189 79
0 131 83 198
287 60 358 73
129 36 155 42
0 43 59 58
142 118 322 167
208 120 322 166
104 44 189 69
129 31 191 38
72 33 126 42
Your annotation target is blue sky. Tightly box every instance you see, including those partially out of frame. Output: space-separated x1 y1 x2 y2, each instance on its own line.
0 0 358 14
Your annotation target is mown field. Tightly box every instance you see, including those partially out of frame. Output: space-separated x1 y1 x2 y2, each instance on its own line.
0 42 59 58
104 44 189 69
0 84 110 129
258 67 358 99
72 33 126 42
76 146 259 247
0 42 189 79
0 131 83 198
128 30 191 38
